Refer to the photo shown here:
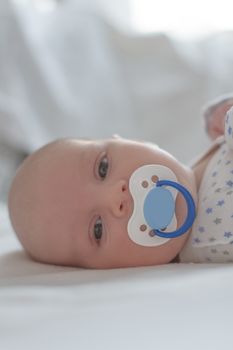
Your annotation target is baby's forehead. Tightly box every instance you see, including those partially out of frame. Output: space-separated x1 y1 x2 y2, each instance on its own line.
41 139 101 177
35 139 95 166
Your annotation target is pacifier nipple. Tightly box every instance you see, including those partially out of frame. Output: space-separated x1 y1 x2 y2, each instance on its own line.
127 164 196 247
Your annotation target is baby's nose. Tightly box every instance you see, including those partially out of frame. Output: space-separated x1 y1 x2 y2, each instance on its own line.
109 180 130 218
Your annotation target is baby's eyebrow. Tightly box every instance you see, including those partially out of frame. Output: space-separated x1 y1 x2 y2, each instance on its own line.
84 147 96 175
81 143 104 175
80 145 93 173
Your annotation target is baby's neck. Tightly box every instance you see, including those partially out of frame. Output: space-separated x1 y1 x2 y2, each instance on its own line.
192 147 218 191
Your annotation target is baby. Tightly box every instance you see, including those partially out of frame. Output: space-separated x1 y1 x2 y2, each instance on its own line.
7 95 233 268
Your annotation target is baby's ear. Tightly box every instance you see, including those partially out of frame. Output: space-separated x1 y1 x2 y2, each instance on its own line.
202 94 233 140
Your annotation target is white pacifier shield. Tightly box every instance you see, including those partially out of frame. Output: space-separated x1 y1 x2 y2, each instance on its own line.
127 164 178 247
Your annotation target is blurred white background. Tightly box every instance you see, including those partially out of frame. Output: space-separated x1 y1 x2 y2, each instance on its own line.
130 0 233 39
1 0 233 199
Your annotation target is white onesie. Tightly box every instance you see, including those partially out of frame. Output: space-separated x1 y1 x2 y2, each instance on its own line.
180 107 233 263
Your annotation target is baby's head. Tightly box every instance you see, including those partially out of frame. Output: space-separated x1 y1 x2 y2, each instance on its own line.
8 136 197 268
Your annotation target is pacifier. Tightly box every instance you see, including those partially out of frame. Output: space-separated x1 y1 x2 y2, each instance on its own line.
127 164 196 247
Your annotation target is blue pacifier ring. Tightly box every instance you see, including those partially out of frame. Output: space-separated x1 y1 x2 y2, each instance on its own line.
153 180 196 238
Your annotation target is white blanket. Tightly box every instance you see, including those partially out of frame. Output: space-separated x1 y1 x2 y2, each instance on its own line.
1 201 233 349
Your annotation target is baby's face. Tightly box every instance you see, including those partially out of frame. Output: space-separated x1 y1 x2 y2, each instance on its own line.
9 137 197 268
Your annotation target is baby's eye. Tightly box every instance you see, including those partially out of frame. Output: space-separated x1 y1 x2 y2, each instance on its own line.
98 155 109 179
94 216 103 242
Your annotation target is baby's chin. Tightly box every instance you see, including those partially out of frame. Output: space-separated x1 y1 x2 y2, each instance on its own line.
173 164 197 242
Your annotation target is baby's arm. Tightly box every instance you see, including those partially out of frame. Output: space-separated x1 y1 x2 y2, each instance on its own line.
203 94 233 140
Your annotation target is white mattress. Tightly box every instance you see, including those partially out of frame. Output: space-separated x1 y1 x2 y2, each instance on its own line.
1 201 233 350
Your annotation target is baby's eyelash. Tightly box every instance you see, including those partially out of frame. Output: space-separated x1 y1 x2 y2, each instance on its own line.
98 154 109 179
93 216 103 243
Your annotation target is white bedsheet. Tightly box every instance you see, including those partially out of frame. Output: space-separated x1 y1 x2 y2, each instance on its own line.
1 201 233 350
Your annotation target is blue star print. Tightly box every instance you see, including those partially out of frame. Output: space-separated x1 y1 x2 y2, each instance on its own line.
206 207 213 214
226 180 233 187
224 231 233 238
217 200 225 206
212 171 217 177
228 126 232 135
198 226 205 233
